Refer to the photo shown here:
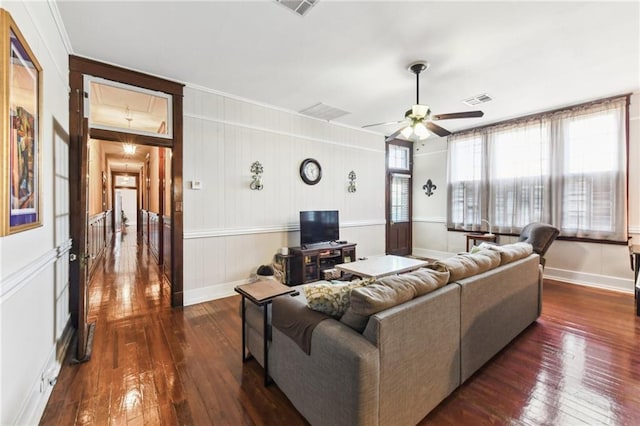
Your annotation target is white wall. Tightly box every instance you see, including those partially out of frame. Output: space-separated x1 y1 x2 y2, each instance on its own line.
182 87 386 305
0 2 71 424
117 188 137 227
413 92 640 293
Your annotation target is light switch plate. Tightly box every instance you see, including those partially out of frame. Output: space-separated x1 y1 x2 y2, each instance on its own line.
191 180 202 190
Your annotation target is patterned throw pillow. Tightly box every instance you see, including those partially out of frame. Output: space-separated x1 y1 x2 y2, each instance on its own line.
303 278 374 317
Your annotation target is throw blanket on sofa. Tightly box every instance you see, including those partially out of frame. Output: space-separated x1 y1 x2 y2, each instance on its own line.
272 297 331 355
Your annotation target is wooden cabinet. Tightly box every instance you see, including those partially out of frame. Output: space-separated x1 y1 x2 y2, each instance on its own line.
277 243 357 285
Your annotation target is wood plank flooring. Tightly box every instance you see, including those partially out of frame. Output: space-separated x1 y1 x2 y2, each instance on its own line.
40 234 640 425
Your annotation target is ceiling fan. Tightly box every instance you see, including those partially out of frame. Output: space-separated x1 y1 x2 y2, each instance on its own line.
363 61 484 142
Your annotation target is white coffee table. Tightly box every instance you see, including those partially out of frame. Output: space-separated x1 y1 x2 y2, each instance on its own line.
335 255 429 279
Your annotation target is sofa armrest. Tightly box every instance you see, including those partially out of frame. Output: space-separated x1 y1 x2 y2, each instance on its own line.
270 319 380 426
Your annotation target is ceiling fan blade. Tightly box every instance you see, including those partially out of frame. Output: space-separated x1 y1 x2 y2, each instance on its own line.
362 119 405 128
385 128 405 142
432 111 484 120
426 121 452 137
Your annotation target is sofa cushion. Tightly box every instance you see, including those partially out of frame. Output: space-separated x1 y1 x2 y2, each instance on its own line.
349 268 450 317
339 307 370 333
303 278 374 317
478 242 533 265
429 249 501 282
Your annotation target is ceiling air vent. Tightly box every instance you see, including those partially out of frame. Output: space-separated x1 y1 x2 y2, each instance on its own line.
462 93 493 106
275 0 319 17
299 102 350 121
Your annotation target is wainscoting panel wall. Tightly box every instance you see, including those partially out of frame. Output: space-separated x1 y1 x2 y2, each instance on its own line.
182 86 386 304
0 2 72 424
148 212 161 264
87 212 107 278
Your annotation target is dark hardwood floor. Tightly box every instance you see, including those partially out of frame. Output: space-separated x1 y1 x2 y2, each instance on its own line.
41 233 640 425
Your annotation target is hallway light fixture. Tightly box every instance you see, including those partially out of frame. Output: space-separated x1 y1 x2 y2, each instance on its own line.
123 143 136 155
122 106 136 155
250 161 264 190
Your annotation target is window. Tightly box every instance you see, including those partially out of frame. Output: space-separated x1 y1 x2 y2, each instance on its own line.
390 174 410 223
447 96 628 241
388 144 410 170
84 76 173 139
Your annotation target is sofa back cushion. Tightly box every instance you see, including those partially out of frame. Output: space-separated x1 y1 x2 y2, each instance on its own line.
478 242 533 265
429 249 501 282
340 268 449 333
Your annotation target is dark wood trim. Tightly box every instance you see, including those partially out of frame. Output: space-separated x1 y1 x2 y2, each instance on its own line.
68 72 84 333
89 128 173 148
385 139 414 255
158 148 165 266
171 92 184 306
446 228 628 245
625 95 630 237
69 55 183 96
163 215 172 284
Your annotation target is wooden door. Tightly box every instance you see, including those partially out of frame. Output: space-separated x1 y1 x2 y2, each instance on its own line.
386 140 413 255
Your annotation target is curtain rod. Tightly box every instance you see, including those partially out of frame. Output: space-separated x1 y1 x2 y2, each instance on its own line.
450 93 632 136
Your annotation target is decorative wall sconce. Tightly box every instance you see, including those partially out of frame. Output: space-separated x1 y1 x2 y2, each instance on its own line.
423 179 437 197
347 170 357 193
250 161 264 190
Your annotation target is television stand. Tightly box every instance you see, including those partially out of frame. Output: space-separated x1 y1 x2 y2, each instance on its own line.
276 242 357 285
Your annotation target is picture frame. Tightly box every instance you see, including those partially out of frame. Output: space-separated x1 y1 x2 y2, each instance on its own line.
1 9 43 235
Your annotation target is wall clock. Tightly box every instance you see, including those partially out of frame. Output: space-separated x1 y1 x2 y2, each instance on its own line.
300 158 322 185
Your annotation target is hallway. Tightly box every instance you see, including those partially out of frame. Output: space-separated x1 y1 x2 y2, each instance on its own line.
40 231 302 425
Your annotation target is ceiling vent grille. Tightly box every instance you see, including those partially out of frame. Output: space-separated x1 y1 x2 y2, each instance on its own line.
463 93 493 106
275 0 319 17
299 102 350 121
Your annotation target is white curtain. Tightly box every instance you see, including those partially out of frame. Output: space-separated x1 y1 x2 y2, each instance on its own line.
447 96 627 241
487 119 551 234
550 98 627 240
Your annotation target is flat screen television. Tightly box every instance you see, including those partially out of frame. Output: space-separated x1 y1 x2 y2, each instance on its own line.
300 210 339 246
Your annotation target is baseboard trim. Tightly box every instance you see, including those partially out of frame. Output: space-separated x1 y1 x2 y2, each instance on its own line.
13 344 61 425
544 267 634 294
184 279 247 306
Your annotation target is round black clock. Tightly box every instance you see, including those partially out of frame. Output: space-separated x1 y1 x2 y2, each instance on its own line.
300 158 322 185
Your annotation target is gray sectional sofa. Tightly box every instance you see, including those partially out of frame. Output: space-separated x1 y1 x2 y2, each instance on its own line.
243 244 542 426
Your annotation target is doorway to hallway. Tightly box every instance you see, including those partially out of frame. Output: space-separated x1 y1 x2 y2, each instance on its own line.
68 55 184 361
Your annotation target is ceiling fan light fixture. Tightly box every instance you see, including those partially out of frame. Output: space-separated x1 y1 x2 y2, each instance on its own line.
414 122 429 139
412 104 429 118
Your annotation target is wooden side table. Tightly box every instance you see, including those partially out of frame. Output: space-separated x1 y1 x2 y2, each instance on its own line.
235 280 297 385
466 233 497 252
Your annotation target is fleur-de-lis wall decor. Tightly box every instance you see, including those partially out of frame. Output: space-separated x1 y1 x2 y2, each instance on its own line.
423 179 437 197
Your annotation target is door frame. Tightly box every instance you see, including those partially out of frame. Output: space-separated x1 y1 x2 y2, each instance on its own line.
68 56 184 360
385 139 414 255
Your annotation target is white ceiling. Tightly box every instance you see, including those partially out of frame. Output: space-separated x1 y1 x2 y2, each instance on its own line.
56 1 640 136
